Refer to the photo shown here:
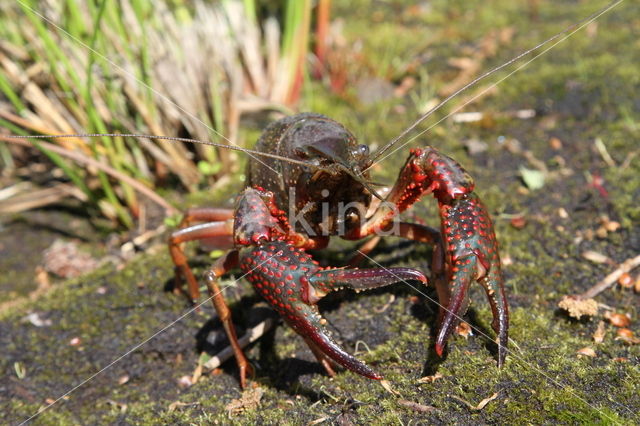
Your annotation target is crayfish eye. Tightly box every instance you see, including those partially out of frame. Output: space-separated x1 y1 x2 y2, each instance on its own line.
353 144 369 158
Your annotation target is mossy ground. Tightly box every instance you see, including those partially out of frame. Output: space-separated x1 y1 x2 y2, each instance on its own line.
2 1 639 424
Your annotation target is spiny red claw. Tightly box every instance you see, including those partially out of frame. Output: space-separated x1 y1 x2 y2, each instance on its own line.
375 147 508 366
434 193 508 366
239 240 427 379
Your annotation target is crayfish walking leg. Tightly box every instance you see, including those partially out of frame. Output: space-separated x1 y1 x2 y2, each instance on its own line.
168 212 255 388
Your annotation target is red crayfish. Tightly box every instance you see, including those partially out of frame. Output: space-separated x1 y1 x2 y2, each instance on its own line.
168 113 508 388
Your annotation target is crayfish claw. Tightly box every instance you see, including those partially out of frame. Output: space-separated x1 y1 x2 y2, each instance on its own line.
309 267 427 295
288 302 382 380
298 266 428 378
239 241 424 379
304 337 339 377
479 271 509 367
434 254 475 358
434 249 509 367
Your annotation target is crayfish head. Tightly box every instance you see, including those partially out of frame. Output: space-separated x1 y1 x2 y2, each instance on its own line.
291 126 383 203
292 129 371 178
278 115 377 236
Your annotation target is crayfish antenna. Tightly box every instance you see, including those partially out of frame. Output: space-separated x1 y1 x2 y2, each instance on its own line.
368 0 624 167
1 133 330 172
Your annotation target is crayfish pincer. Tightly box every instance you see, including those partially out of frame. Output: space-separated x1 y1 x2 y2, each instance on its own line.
169 113 508 387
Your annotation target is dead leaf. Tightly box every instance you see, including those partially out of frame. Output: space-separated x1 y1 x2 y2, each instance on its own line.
43 240 98 278
592 321 606 343
380 380 400 396
616 335 640 345
225 387 264 416
398 399 435 413
417 372 444 384
576 347 597 358
615 328 640 344
452 392 499 411
604 312 631 328
475 392 499 410
581 250 613 265
455 321 473 338
603 219 620 232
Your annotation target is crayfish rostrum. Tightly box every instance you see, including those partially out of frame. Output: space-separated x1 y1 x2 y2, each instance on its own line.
169 113 508 387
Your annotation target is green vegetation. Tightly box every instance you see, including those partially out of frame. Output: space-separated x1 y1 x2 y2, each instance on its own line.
0 0 314 227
